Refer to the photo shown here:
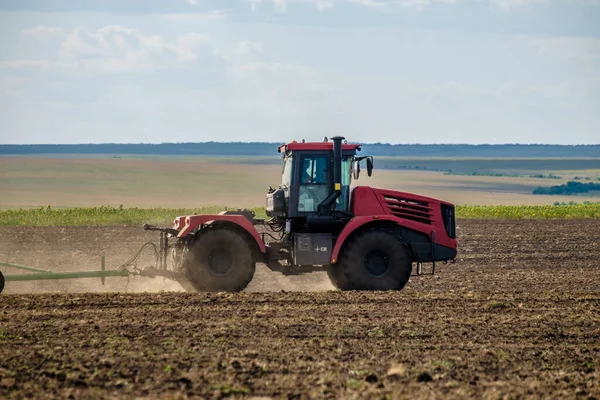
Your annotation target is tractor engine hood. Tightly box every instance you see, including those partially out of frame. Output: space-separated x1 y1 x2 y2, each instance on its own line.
351 186 457 247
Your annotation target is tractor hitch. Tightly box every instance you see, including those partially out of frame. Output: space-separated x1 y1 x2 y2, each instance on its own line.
143 223 179 236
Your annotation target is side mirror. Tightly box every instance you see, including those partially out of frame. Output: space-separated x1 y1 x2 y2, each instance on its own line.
366 157 373 177
352 160 361 180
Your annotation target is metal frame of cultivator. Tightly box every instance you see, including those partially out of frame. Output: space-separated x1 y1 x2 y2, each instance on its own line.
0 225 185 294
0 259 129 292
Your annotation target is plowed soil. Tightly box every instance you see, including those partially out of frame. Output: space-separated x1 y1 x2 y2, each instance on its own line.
1 219 599 399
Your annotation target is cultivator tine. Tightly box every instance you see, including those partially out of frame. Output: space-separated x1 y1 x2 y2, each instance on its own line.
159 231 169 271
101 255 106 286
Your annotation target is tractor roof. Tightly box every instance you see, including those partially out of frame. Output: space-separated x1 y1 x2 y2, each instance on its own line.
278 141 362 153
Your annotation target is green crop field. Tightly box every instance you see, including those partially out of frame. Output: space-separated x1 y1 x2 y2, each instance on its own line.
1 203 598 227
455 203 600 219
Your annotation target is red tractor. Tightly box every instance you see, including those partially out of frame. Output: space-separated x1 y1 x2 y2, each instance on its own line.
142 136 457 291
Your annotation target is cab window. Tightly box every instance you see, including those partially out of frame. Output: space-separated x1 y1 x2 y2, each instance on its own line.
300 156 327 184
298 154 329 213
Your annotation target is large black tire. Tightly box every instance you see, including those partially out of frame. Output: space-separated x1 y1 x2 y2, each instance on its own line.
182 228 256 292
328 229 412 291
0 270 4 294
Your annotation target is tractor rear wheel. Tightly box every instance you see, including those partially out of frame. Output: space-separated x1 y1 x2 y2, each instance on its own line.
182 228 256 292
0 270 4 294
329 229 412 291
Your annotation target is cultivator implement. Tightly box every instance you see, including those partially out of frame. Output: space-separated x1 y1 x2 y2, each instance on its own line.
0 225 187 294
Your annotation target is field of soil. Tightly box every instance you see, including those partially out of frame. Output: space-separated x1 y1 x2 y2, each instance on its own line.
1 219 599 399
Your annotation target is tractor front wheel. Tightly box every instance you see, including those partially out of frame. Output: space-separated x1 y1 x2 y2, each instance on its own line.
182 228 256 292
329 229 412 291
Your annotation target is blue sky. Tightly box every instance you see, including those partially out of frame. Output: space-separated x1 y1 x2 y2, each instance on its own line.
0 0 598 144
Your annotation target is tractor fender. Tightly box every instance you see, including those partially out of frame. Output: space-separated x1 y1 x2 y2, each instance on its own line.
176 214 266 254
330 215 435 263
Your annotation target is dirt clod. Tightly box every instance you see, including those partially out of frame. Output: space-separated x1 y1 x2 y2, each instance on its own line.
387 364 408 380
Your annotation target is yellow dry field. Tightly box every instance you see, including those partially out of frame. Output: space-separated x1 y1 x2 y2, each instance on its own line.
0 156 598 209
0 157 280 209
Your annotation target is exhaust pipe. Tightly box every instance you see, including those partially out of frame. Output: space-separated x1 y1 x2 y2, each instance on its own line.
331 136 343 195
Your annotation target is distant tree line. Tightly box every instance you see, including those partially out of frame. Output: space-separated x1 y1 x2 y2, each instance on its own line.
0 142 599 158
444 171 561 179
361 143 600 158
533 181 600 195
553 201 600 205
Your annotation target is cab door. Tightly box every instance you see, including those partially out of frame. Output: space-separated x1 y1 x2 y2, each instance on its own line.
288 151 332 218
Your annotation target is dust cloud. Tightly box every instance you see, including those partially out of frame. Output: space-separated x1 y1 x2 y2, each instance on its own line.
0 226 336 294
2 263 336 294
246 264 335 293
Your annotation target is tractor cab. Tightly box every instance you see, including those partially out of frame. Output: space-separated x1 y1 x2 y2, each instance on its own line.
266 136 372 233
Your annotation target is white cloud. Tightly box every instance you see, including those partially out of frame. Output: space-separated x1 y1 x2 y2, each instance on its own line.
0 60 67 72
53 26 226 74
273 0 288 12
249 0 262 11
348 0 387 7
521 35 600 74
161 10 228 21
237 40 265 55
1 23 331 143
21 26 65 38
330 0 457 10
490 0 546 10
398 0 430 9
248 0 288 11
316 0 335 10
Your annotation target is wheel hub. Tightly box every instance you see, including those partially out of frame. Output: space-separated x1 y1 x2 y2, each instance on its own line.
207 248 232 275
364 249 389 277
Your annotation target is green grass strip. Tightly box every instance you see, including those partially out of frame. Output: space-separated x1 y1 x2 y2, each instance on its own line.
0 206 267 227
0 204 598 226
456 203 600 219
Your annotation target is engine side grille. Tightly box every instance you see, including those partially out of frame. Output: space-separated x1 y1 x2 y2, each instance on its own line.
441 204 456 239
382 195 433 225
